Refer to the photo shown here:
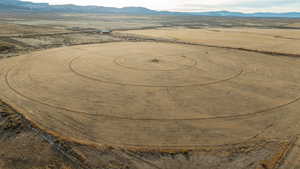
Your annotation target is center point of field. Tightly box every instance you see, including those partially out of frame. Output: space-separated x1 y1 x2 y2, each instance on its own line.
149 58 160 63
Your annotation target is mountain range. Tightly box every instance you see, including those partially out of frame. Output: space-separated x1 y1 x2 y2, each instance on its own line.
1 0 300 18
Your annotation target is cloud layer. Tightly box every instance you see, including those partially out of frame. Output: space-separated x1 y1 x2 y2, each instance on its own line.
25 0 300 12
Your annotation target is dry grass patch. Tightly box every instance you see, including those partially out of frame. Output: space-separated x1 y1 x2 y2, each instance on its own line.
0 23 66 36
286 23 300 28
120 28 300 55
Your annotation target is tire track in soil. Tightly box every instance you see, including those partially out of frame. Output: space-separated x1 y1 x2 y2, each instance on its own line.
70 55 243 88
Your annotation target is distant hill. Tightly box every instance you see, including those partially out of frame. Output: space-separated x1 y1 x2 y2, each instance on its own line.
188 10 300 18
0 0 157 14
1 0 300 18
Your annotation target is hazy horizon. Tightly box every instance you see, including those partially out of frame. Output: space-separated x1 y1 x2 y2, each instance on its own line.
22 0 300 13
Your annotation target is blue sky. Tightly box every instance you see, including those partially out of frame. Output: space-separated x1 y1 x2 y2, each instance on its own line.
25 0 300 13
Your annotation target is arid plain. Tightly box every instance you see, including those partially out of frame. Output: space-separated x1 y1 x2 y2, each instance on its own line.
0 13 300 169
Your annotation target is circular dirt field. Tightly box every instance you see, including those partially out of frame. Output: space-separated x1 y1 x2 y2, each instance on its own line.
0 42 300 150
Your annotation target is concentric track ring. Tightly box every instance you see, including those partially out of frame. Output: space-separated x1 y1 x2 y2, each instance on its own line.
69 56 244 88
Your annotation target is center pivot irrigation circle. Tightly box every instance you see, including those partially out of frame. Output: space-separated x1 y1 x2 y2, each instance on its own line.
1 41 300 149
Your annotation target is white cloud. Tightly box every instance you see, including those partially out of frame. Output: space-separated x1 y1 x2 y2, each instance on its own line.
24 0 300 12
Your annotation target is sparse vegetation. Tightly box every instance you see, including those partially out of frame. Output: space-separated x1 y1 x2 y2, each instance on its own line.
0 41 15 52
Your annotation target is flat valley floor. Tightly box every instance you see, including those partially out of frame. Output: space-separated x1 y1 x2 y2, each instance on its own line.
0 13 300 169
